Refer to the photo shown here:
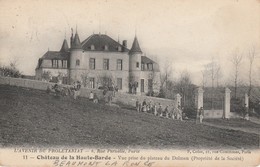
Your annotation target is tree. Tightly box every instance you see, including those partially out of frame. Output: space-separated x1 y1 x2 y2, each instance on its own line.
81 71 90 87
231 50 243 99
247 46 256 97
175 70 196 107
0 60 22 78
204 57 221 88
41 71 52 82
97 73 115 88
159 60 173 97
201 70 208 88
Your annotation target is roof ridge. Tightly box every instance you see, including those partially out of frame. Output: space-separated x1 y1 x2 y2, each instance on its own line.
81 34 96 46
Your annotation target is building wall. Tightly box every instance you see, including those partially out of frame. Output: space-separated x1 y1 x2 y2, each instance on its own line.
37 51 160 94
140 71 160 95
0 76 173 110
69 51 130 92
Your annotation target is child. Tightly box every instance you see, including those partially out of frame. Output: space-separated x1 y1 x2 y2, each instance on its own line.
157 104 163 117
89 91 94 101
93 93 98 103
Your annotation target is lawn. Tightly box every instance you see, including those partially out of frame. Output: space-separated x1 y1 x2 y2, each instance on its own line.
0 85 259 149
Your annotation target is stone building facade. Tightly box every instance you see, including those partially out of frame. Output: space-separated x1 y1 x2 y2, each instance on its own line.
35 29 160 94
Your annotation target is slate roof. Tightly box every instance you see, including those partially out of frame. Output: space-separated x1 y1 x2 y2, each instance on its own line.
141 56 155 64
129 36 142 54
81 34 129 52
141 56 160 72
60 39 69 52
41 51 69 60
71 32 82 49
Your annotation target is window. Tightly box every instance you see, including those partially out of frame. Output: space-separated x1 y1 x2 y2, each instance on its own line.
141 79 144 92
52 59 58 68
117 59 123 70
62 60 67 68
103 59 109 70
89 58 95 70
117 78 122 90
104 45 108 51
91 45 95 50
76 59 80 66
141 63 145 71
89 78 95 89
136 62 139 68
147 63 153 70
118 46 122 52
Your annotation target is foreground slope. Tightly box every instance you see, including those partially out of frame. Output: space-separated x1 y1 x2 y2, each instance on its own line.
0 85 259 149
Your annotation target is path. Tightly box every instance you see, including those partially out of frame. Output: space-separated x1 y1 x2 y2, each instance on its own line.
203 122 260 135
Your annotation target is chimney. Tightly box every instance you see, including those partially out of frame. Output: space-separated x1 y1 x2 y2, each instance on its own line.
122 40 127 51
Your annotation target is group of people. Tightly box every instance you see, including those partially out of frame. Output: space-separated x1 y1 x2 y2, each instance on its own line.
136 99 184 121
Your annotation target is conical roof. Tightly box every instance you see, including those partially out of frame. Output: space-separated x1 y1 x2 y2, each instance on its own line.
60 39 69 52
72 32 82 49
129 36 142 54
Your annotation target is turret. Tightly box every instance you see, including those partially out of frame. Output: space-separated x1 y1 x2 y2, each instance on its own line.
69 28 83 83
60 39 69 52
71 30 82 50
129 36 142 71
129 35 143 94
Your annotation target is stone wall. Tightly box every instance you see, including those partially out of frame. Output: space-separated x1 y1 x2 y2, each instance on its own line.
204 110 241 119
204 110 223 119
0 76 174 109
116 92 175 110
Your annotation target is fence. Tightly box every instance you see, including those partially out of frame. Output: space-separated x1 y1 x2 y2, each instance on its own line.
0 77 175 109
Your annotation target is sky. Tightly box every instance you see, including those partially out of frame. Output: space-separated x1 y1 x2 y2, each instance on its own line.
0 0 259 86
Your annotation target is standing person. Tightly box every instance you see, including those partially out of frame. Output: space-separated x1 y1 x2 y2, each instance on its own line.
157 104 163 117
162 106 168 118
153 103 157 116
142 99 147 112
136 99 140 112
169 107 174 119
138 101 142 112
72 82 78 100
93 93 98 103
199 107 204 123
89 91 94 101
244 104 249 121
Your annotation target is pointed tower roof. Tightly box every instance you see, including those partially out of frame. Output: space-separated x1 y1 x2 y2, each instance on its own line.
129 36 142 54
72 30 82 49
60 39 69 52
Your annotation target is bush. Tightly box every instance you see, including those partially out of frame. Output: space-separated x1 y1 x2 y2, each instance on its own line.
183 105 197 119
0 66 22 78
230 98 244 116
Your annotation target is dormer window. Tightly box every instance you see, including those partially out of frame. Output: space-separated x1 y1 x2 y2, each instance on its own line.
52 59 58 68
91 45 95 50
141 63 145 71
147 63 153 70
118 46 122 52
104 45 108 51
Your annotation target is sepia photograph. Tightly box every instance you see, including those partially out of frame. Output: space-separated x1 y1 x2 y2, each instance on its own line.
0 0 260 166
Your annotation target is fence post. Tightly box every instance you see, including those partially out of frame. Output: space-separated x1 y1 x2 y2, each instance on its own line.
224 87 231 119
245 93 249 108
175 93 182 108
197 87 204 110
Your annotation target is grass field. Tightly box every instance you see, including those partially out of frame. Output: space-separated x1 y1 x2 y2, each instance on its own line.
0 85 259 149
